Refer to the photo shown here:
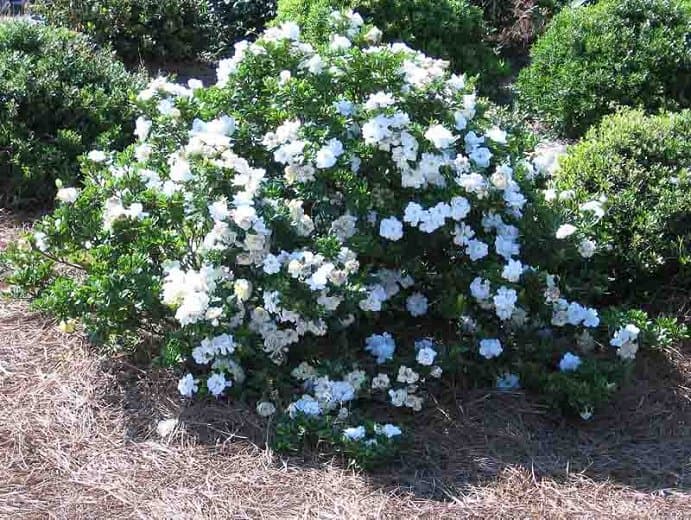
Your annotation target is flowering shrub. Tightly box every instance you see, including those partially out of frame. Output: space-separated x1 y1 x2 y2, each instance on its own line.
0 20 142 207
275 0 507 95
517 0 691 137
2 12 679 461
551 109 691 300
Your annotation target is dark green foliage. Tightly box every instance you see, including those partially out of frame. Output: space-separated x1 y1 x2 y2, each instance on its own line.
275 0 507 89
472 0 573 53
517 0 691 137
0 21 142 207
31 0 277 64
556 109 691 296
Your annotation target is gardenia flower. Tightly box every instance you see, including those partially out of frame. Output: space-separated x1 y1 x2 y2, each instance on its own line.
496 372 520 390
493 287 518 321
485 126 507 144
177 374 198 397
330 34 352 51
343 426 366 441
135 116 152 141
315 138 344 168
416 346 437 366
56 187 79 204
379 217 404 241
256 401 276 417
424 124 455 149
579 200 605 219
397 365 419 384
479 339 502 359
289 395 322 417
578 239 597 259
466 239 489 261
376 423 402 438
501 259 523 282
470 277 491 301
207 372 230 396
234 279 253 302
559 352 581 372
406 293 428 317
610 324 640 360
87 150 107 163
371 373 391 390
556 224 577 239
365 333 396 364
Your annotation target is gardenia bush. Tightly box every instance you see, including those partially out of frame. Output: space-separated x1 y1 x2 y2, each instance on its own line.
551 109 691 299
0 20 142 206
3 11 677 460
517 0 691 137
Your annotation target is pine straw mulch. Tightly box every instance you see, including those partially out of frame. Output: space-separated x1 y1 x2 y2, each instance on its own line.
1 210 691 519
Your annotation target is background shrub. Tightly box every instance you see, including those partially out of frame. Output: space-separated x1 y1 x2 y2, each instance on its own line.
517 0 691 137
275 0 507 90
554 109 691 298
31 0 212 63
30 0 276 64
0 20 142 207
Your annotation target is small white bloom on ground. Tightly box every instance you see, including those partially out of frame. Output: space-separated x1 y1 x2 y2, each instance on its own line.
559 352 582 372
479 339 502 359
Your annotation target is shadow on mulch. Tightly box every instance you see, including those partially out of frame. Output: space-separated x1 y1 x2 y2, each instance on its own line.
102 334 691 502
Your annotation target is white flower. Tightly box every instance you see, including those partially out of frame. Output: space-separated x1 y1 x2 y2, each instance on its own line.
256 401 276 417
424 124 456 149
289 395 322 417
87 150 107 163
556 224 577 239
406 293 428 317
388 388 407 407
479 339 502 359
56 187 79 204
470 277 491 301
365 333 396 364
416 346 437 366
578 239 597 258
330 34 352 51
397 365 419 384
365 26 383 43
376 423 402 438
559 352 581 372
333 99 355 116
234 279 253 301
580 407 594 421
371 373 391 390
343 425 366 441
579 200 605 219
177 374 198 397
485 126 507 144
379 217 404 241
496 373 520 390
466 239 488 261
207 372 230 396
501 259 523 282
135 116 152 141
493 287 517 321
